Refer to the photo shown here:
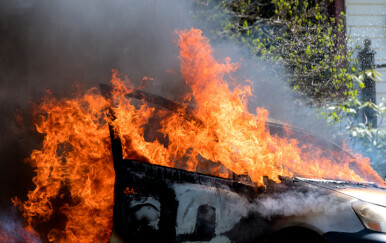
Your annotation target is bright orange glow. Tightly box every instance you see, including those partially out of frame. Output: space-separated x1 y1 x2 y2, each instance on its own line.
123 187 136 195
111 28 385 186
13 90 115 242
13 28 384 242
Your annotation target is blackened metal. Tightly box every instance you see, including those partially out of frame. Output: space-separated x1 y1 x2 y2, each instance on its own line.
99 84 123 170
194 205 216 240
324 228 386 243
99 83 114 101
99 83 202 126
177 205 216 242
121 158 263 197
98 83 362 242
114 162 179 242
224 212 271 243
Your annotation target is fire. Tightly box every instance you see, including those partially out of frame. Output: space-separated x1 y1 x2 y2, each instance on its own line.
13 90 115 242
111 28 385 186
12 28 384 242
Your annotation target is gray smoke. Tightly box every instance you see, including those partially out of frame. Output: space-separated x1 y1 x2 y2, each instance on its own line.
0 0 195 207
0 0 347 209
1 2 374 243
0 0 349 208
209 41 341 142
256 190 344 218
0 209 42 242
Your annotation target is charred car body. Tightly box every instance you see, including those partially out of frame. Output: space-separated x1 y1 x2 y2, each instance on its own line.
101 84 386 243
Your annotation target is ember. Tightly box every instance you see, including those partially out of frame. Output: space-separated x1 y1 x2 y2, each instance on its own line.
12 28 384 242
123 188 135 195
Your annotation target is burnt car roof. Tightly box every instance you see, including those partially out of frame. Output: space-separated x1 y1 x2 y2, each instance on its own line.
99 83 365 184
100 84 386 243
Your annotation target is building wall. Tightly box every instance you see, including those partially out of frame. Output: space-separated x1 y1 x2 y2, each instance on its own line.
345 0 386 128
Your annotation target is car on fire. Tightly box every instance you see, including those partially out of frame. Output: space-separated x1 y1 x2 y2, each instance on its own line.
101 85 386 243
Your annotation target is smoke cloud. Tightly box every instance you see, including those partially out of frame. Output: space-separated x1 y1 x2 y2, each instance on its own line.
0 0 346 209
0 0 195 207
256 189 344 218
209 38 339 141
0 209 41 242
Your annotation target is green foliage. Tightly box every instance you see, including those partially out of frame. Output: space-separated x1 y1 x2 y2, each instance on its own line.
323 71 386 176
192 0 358 104
192 0 385 176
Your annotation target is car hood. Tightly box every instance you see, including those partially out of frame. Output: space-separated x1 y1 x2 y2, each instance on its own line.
295 177 386 207
337 188 386 207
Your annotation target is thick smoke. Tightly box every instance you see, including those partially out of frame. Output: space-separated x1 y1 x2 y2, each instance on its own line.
209 41 340 141
256 190 344 218
0 0 350 211
0 0 195 207
0 209 41 242
0 1 377 242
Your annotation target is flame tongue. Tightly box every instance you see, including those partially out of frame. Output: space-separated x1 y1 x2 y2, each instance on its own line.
173 29 384 185
174 29 288 183
14 91 114 242
113 28 384 186
15 27 384 242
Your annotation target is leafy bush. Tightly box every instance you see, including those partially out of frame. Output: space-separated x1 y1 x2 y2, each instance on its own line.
192 0 386 177
193 0 357 104
323 70 386 177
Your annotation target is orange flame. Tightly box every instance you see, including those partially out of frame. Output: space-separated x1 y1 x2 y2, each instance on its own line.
13 90 114 242
123 187 136 195
14 28 384 242
112 28 384 186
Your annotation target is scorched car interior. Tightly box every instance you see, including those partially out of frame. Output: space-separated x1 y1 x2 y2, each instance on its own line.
101 85 386 243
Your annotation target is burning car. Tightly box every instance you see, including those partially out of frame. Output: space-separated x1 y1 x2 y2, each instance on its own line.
102 85 386 243
12 28 386 242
